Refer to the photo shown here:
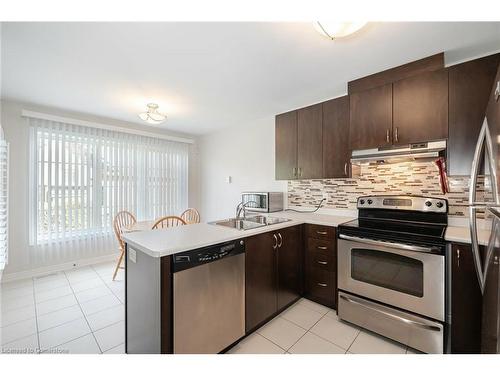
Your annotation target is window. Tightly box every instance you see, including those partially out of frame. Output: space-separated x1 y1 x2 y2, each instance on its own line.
29 117 188 247
0 128 8 270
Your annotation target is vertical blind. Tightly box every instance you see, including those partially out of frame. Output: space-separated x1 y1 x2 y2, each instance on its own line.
28 117 188 263
0 128 9 270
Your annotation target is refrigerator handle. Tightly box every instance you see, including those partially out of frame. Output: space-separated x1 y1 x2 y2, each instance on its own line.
469 118 499 295
469 206 486 293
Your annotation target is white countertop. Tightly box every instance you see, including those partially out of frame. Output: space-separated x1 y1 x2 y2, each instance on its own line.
123 210 356 258
445 225 491 246
123 209 491 258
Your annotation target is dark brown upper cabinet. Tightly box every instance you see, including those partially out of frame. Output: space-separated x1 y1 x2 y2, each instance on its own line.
323 96 350 178
348 53 444 93
448 53 500 176
393 69 449 145
275 110 297 180
349 83 393 150
297 104 323 179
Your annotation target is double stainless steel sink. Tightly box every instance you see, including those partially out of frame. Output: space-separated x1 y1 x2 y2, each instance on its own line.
209 215 290 230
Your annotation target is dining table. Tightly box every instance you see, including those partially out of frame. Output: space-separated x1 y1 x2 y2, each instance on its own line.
124 218 197 233
123 220 156 233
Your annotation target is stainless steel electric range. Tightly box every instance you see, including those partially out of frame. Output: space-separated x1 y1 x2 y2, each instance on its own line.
337 195 448 354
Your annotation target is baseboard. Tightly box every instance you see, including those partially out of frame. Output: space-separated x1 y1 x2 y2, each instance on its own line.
0 253 118 283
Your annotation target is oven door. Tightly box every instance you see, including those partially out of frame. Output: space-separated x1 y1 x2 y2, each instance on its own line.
338 236 445 321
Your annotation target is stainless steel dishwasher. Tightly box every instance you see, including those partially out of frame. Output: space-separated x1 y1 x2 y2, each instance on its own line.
172 239 245 354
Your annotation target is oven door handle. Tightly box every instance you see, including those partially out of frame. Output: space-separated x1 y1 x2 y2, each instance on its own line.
339 294 442 332
338 234 441 254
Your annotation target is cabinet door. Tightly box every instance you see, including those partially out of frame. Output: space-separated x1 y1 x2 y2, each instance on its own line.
323 96 350 178
451 243 482 353
275 111 297 180
245 232 277 332
481 237 500 353
349 83 393 150
276 225 302 311
448 54 500 175
393 69 448 145
297 104 323 179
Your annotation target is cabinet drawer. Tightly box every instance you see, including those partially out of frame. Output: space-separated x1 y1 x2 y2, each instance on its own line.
305 268 336 306
306 250 335 272
307 238 335 255
306 224 335 240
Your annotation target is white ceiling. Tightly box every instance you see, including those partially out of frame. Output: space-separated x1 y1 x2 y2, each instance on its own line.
2 22 500 135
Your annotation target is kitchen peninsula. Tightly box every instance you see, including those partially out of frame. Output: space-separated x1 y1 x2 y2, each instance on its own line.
123 208 489 354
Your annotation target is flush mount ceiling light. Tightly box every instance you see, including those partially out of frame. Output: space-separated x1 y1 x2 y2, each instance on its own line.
313 22 367 40
138 103 166 125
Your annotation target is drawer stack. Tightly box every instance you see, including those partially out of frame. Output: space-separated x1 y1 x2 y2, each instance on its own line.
304 224 337 308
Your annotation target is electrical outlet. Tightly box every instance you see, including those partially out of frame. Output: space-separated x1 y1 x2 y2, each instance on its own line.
305 188 311 196
322 192 329 200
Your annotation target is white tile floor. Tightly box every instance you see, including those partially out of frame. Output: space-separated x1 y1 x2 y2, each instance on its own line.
0 261 125 354
228 298 421 354
1 262 422 355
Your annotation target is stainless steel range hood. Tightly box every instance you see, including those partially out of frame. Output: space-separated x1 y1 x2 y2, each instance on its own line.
351 140 446 164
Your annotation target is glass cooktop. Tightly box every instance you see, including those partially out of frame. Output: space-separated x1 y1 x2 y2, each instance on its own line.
338 218 447 247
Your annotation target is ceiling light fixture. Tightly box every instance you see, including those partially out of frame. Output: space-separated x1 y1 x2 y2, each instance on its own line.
138 103 166 125
313 22 367 40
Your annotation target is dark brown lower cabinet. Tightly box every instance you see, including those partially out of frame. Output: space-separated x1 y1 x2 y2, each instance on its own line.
245 225 303 332
277 225 303 310
304 225 337 308
451 243 482 353
245 231 278 332
481 241 500 353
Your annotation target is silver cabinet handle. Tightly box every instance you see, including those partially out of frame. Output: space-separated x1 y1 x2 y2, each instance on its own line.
456 248 460 268
317 246 328 250
386 129 390 143
298 167 302 178
316 230 328 235
317 282 328 287
292 167 297 178
272 234 278 250
394 127 399 143
338 233 441 254
344 162 348 176
339 294 442 332
277 233 283 248
317 261 328 265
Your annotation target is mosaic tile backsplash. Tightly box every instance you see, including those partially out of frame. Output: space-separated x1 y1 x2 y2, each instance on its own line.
287 160 490 217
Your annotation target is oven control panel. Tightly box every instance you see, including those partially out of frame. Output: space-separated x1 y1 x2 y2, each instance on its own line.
357 195 447 213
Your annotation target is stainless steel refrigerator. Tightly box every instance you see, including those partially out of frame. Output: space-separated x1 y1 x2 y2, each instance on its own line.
468 62 500 353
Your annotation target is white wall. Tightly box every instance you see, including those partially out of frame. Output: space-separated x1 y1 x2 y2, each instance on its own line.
199 116 287 222
0 99 201 276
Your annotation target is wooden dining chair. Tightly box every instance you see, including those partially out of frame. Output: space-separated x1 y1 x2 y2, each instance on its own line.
151 215 187 229
112 210 137 281
180 208 200 224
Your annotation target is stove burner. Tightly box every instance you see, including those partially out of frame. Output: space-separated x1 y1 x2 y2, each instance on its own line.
338 195 448 251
